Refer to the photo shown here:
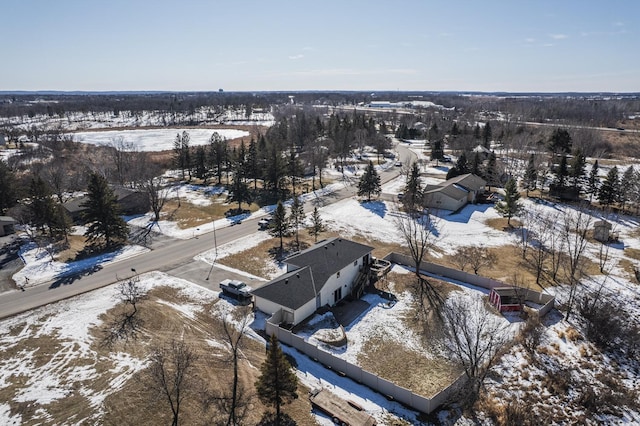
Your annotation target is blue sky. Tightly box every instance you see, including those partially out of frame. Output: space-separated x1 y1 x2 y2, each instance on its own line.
1 0 638 92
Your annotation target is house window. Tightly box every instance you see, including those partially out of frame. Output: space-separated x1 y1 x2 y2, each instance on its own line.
353 260 358 266
336 271 340 278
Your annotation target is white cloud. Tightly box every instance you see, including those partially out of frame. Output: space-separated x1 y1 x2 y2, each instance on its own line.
549 33 568 40
525 38 536 43
288 54 304 60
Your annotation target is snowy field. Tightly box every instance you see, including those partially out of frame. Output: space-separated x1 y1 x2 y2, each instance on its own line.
5 160 640 423
72 128 250 152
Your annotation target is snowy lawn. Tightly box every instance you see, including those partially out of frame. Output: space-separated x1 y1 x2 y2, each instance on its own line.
13 243 149 288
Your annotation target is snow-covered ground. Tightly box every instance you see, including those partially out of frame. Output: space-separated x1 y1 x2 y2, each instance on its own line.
13 243 149 288
5 152 640 423
72 128 250 152
0 271 216 424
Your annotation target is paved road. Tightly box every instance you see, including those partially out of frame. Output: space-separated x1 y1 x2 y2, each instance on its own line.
0 145 411 320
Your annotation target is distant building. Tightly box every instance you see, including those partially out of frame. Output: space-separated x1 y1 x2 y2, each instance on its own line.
368 101 393 108
0 216 17 237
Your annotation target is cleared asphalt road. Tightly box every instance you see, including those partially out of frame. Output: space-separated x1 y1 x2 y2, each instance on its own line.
0 144 411 320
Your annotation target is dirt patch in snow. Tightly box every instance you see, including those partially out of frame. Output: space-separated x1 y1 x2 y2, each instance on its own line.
0 276 317 425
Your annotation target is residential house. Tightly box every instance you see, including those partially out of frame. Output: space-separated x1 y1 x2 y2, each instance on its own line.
63 187 150 223
252 238 373 327
423 173 486 212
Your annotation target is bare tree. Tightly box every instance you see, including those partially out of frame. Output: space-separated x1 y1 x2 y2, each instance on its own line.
102 272 146 346
108 137 139 187
218 308 253 426
454 245 497 275
144 177 171 222
561 208 593 320
40 159 70 203
525 209 557 286
394 208 442 316
442 296 512 403
147 339 199 426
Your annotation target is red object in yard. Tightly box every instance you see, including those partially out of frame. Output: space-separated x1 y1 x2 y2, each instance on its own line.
489 287 523 312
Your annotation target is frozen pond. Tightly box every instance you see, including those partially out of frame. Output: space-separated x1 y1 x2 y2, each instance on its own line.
72 128 250 152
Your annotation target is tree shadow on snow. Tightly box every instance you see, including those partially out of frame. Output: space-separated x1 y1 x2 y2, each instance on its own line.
360 200 387 218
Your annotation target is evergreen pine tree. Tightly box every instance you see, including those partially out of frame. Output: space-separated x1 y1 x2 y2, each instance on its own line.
255 334 298 424
194 146 207 181
431 139 444 161
289 195 305 250
307 206 325 243
455 152 469 174
587 160 600 202
495 178 522 226
554 155 569 188
547 128 572 156
523 154 537 196
269 201 289 256
209 133 227 185
473 123 481 140
598 166 620 207
451 122 460 136
619 166 635 212
173 131 191 180
482 122 492 149
357 161 381 201
28 175 55 234
569 148 586 190
81 173 129 249
228 172 251 212
247 138 259 189
0 159 18 214
470 152 483 177
403 162 423 212
484 152 498 190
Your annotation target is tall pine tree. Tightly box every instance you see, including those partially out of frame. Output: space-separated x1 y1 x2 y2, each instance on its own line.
619 166 635 213
81 173 129 249
255 334 298 423
403 162 423 212
598 166 620 207
289 195 305 250
495 178 522 226
0 159 18 214
357 161 381 201
587 160 600 202
569 149 586 190
269 201 289 256
307 206 325 243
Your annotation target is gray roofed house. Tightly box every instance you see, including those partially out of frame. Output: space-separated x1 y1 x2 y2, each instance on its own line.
63 187 150 223
251 238 374 326
423 173 486 212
